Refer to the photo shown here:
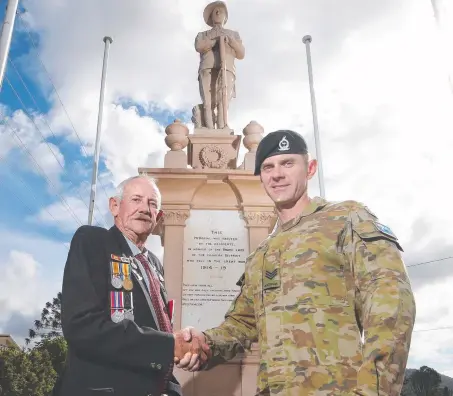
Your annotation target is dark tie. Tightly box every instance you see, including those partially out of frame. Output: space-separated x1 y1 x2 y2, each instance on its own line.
135 253 173 392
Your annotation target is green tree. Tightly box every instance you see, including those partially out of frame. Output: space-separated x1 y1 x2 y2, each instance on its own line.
403 366 443 396
0 345 56 396
25 293 62 345
442 386 453 396
34 337 67 379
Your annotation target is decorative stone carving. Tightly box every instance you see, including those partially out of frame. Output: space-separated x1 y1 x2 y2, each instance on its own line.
164 119 189 151
199 144 228 169
241 211 275 227
242 121 264 153
188 134 241 169
240 120 264 171
163 210 190 226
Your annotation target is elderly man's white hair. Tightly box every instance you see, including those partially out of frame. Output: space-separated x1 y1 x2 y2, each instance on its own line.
114 175 162 209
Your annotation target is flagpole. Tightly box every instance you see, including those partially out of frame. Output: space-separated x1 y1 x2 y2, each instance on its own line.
302 35 325 198
430 0 453 94
88 36 113 225
0 0 19 91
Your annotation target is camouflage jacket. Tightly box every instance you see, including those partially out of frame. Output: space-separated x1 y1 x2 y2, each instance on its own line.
203 197 416 396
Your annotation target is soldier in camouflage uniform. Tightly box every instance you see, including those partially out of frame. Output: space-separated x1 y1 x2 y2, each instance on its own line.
176 130 416 396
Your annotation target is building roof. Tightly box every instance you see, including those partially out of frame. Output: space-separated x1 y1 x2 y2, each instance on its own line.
0 334 19 349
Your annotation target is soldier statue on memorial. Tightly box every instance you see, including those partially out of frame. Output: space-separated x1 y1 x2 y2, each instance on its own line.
164 1 263 171
192 1 245 131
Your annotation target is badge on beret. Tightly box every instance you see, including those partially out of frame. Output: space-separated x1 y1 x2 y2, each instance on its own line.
278 136 290 151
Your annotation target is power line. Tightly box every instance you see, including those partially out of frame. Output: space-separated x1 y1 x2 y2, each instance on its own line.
407 256 453 268
16 12 111 203
0 111 83 226
4 64 109 227
413 325 453 333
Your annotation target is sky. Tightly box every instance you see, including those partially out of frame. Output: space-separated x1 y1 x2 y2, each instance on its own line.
0 0 452 378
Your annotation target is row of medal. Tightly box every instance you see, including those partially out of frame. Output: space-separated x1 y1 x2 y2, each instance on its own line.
110 255 134 291
110 255 136 323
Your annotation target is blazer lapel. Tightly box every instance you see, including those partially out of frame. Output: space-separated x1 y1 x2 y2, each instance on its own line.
108 226 161 330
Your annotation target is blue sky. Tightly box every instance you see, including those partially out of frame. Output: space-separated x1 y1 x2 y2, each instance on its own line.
0 0 453 377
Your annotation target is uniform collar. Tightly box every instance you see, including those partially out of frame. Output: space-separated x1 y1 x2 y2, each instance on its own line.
274 196 328 233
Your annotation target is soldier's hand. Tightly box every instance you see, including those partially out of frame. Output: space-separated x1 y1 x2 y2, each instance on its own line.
226 36 237 49
173 331 193 361
174 327 211 372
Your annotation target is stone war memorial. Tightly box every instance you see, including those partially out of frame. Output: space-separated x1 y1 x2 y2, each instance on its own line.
140 1 275 395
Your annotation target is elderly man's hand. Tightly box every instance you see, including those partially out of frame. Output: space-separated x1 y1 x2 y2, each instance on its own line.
174 327 211 372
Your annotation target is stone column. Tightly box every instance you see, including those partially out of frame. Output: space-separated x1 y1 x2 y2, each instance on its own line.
161 207 190 331
242 209 276 252
239 208 276 394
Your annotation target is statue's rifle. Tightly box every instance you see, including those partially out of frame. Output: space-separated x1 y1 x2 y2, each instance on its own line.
219 35 228 128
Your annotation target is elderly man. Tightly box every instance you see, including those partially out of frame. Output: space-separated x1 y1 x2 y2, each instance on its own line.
176 131 417 396
55 175 206 396
194 0 245 129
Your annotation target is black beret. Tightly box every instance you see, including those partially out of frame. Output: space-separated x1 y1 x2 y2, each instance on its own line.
254 130 308 175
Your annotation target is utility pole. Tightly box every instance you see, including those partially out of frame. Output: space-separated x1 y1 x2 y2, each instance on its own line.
88 36 113 225
302 35 325 198
0 0 19 91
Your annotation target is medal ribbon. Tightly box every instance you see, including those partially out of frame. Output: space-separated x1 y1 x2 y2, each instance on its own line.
122 263 130 281
110 291 124 314
118 263 124 281
111 261 120 278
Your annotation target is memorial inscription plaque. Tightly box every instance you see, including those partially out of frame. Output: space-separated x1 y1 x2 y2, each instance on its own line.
181 210 249 330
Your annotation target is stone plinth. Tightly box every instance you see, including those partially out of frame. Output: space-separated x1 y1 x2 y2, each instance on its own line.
193 127 234 135
187 134 242 170
139 167 276 396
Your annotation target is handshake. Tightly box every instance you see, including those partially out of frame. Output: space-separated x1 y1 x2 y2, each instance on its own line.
173 327 211 372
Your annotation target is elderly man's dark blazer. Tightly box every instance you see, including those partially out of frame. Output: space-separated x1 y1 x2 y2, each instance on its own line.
54 225 181 396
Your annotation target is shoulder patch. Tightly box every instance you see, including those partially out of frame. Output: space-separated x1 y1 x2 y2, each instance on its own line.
374 222 397 239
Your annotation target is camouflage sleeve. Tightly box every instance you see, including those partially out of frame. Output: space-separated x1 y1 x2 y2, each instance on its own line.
202 269 258 370
343 205 416 396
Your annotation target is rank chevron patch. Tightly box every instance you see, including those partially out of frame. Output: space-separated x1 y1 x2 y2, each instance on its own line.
265 269 278 279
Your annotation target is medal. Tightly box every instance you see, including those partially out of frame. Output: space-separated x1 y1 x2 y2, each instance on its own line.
111 310 124 323
110 291 125 323
122 263 133 291
124 292 134 321
123 278 133 290
110 261 123 289
124 311 134 321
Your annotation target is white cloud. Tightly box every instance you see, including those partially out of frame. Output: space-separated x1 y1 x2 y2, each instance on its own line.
0 106 66 185
0 249 62 342
408 275 453 377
